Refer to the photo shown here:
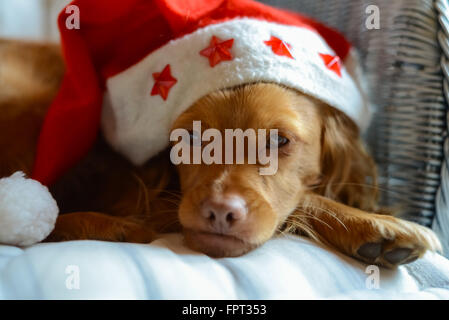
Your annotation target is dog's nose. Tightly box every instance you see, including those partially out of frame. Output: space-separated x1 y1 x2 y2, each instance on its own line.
201 195 247 232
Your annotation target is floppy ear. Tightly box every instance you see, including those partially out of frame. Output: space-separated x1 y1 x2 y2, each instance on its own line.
315 105 378 211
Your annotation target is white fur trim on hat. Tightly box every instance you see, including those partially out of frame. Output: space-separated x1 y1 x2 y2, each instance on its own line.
102 18 370 166
0 172 58 246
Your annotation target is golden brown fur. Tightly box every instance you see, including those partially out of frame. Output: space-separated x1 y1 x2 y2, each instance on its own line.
0 40 441 268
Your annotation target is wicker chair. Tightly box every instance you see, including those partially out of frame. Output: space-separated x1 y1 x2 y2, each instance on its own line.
260 0 449 256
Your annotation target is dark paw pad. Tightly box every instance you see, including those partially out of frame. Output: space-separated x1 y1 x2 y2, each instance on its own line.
384 248 412 265
402 255 419 264
357 242 382 260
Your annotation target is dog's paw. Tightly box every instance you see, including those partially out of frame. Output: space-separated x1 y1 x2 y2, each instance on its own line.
353 217 441 268
43 212 156 243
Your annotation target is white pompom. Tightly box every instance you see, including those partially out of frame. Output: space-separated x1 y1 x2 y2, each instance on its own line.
0 172 59 246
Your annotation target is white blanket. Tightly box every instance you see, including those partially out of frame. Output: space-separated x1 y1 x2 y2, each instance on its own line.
1 234 449 299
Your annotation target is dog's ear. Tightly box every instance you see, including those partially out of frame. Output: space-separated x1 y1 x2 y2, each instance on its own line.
315 106 378 211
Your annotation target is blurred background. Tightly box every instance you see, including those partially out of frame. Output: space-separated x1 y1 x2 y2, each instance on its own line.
0 0 67 41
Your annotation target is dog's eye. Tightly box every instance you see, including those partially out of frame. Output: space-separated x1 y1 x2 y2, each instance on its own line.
267 133 289 149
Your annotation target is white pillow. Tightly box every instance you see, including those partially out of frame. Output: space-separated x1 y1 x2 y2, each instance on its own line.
1 234 449 299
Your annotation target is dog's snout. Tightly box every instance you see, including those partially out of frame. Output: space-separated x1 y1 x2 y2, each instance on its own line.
201 195 247 231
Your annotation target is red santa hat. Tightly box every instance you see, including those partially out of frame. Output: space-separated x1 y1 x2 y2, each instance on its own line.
32 0 370 186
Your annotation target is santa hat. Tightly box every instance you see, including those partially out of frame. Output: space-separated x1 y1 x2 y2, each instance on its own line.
32 0 371 186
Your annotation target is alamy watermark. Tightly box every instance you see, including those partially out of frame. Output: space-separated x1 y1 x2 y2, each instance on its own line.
63 4 381 31
365 5 380 30
365 265 380 289
170 121 279 175
65 265 80 290
65 5 80 30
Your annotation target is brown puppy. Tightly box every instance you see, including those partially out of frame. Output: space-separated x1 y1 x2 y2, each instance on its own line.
0 40 441 268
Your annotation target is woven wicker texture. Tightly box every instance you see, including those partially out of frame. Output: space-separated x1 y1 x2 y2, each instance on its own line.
434 0 449 257
261 0 447 240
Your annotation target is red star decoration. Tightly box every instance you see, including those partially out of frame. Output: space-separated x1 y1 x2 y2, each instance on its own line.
199 36 234 67
319 53 342 77
264 36 294 59
151 64 177 100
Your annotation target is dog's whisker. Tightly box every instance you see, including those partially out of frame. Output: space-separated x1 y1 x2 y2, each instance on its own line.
307 182 418 206
291 212 333 233
150 209 176 214
291 209 334 231
298 204 349 232
157 197 181 207
313 207 348 232
282 217 320 242
158 190 183 199
132 173 151 215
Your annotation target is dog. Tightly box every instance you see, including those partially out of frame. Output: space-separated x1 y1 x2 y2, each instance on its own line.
0 39 441 268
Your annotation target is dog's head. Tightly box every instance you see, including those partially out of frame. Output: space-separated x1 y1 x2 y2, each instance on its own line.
170 83 376 257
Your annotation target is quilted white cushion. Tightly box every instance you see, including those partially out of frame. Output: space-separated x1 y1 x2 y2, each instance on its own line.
1 234 449 299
